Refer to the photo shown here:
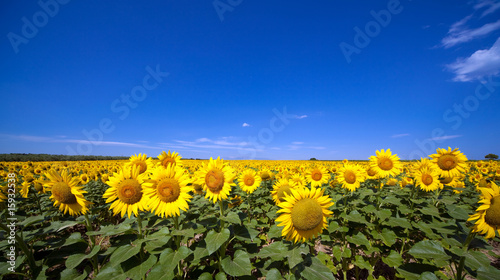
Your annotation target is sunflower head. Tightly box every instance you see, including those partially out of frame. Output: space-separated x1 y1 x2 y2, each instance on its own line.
369 149 402 178
271 179 296 204
157 150 183 169
430 147 468 178
276 187 334 243
238 169 262 194
468 181 500 239
43 169 91 216
195 157 235 203
126 153 153 174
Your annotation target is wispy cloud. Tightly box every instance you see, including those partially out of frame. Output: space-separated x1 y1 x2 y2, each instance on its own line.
391 133 410 138
242 122 251 127
447 37 500 81
428 135 463 141
442 19 500 48
294 115 308 119
160 137 259 152
291 141 304 145
0 134 160 149
474 0 500 17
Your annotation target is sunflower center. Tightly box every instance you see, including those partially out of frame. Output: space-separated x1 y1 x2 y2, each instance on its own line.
485 196 500 226
117 179 143 205
437 155 458 170
162 158 176 167
311 169 322 181
261 172 270 180
156 178 180 203
367 168 377 177
277 184 293 202
422 174 434 185
52 182 77 204
291 198 323 231
134 161 148 174
440 176 453 184
378 158 393 170
206 170 225 192
478 178 489 189
244 175 255 186
344 170 356 184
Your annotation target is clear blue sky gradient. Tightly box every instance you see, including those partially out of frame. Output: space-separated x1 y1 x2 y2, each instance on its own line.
1 0 499 160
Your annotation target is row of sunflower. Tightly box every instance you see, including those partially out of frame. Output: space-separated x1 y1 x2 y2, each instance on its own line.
0 148 499 279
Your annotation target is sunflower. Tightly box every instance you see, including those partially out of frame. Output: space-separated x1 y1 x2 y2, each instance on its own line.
0 187 7 203
429 147 468 178
468 181 500 239
143 165 192 218
125 153 154 174
258 168 274 181
195 157 236 203
276 187 334 243
238 169 262 194
80 173 90 184
43 169 91 216
414 167 441 192
157 150 183 168
369 149 402 178
305 166 330 188
103 165 149 218
290 173 307 188
336 164 365 192
20 181 30 198
271 179 297 204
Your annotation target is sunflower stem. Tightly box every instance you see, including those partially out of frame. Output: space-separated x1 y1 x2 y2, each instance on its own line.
32 189 44 216
173 215 181 249
136 212 144 239
84 213 100 275
455 230 476 280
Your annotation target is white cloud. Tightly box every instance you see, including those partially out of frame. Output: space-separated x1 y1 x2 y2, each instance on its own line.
442 19 500 48
294 115 308 119
291 141 304 145
428 135 462 141
242 123 251 127
447 37 500 81
474 0 500 17
391 133 410 138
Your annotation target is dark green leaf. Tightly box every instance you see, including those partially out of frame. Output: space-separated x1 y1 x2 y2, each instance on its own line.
221 211 241 224
266 268 283 280
301 256 336 280
205 229 230 255
346 232 371 248
109 243 142 266
221 250 252 277
124 253 157 280
65 245 101 269
258 241 287 261
408 240 450 262
382 250 403 267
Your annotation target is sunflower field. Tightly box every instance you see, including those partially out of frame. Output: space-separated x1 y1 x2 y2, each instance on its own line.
1 148 500 280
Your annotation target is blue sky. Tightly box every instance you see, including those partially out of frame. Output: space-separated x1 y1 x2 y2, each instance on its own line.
1 0 500 160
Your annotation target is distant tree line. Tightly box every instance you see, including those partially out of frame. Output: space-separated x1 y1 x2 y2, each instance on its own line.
0 153 130 162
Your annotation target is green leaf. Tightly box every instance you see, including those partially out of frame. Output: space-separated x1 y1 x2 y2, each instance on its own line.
288 245 308 269
465 250 492 271
418 271 439 280
408 240 450 262
266 268 283 280
205 229 230 255
346 232 371 248
317 251 336 273
371 228 397 247
376 209 392 221
331 246 342 262
382 250 403 267
301 256 336 280
477 266 500 280
234 224 260 241
346 210 368 224
386 217 412 229
258 241 287 261
59 232 86 247
93 265 126 280
396 264 440 280
221 250 252 277
109 243 142 266
146 262 173 280
198 272 213 280
221 211 241 224
124 253 157 280
354 255 372 271
60 268 87 280
144 235 172 254
171 228 195 238
446 204 470 221
268 224 283 239
215 272 227 280
159 246 193 274
193 242 210 261
65 245 101 269
328 221 340 232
